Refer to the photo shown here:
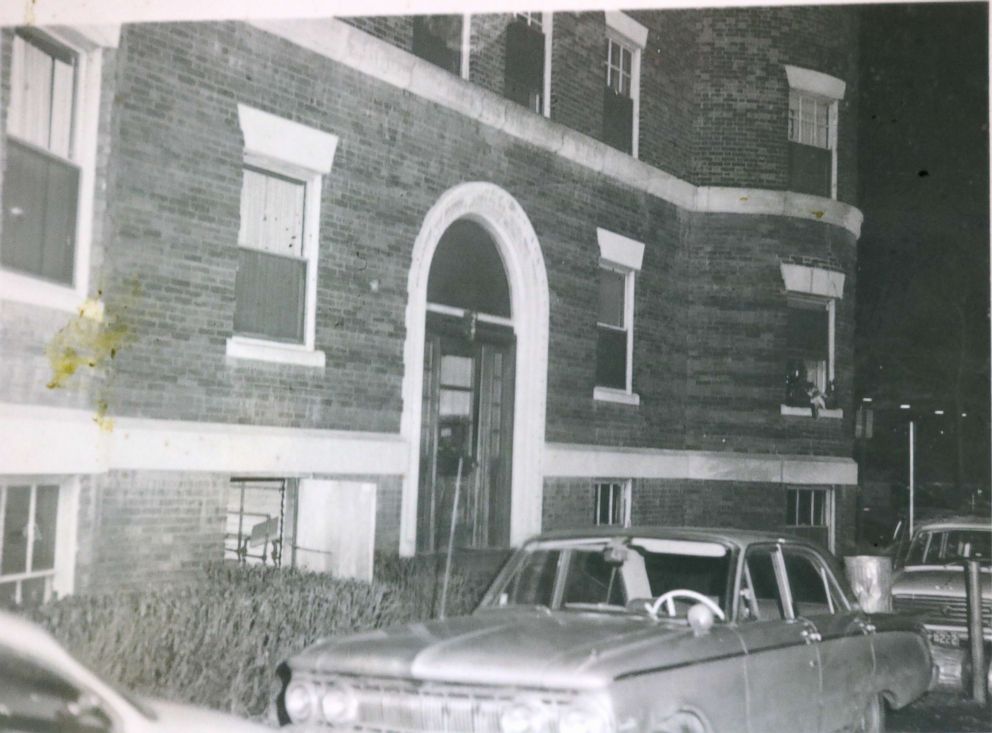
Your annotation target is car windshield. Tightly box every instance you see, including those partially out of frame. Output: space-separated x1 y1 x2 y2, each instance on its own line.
481 537 733 618
905 528 991 566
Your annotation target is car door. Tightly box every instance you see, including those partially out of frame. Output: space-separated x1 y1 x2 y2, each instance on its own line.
781 545 875 733
736 543 822 733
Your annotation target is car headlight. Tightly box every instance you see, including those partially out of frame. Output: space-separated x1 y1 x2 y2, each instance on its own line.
558 702 611 733
319 681 358 725
284 680 315 723
500 697 550 733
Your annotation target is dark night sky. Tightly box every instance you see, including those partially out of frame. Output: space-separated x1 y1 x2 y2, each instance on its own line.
856 2 990 488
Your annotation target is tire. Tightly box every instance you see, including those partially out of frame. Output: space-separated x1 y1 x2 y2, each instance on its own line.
855 694 886 733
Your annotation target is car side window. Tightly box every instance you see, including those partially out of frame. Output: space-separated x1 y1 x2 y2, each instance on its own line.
782 549 834 617
561 549 626 606
0 646 112 733
739 546 786 622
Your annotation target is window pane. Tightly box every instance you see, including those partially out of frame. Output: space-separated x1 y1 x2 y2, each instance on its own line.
786 489 798 525
226 480 286 567
234 248 306 343
787 305 828 360
32 485 59 572
239 169 305 257
2 487 31 575
49 58 75 158
784 551 830 615
2 139 79 285
598 269 625 327
19 39 54 149
440 355 473 388
745 547 785 620
596 326 627 390
439 389 472 417
797 490 812 526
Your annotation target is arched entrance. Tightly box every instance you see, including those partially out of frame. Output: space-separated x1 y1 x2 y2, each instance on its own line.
418 220 514 551
399 183 549 556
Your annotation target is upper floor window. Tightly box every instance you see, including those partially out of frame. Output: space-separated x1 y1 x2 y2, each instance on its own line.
780 263 844 419
594 228 644 405
603 12 647 157
784 65 845 199
226 104 338 368
1 28 113 312
412 15 462 76
505 12 552 116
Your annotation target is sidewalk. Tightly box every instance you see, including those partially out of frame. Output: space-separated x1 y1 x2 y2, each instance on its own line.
889 691 991 733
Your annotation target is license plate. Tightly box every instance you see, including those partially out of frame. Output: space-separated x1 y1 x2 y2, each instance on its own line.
928 630 961 647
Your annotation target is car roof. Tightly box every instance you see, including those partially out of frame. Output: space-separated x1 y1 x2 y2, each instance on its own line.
912 515 991 533
531 525 821 552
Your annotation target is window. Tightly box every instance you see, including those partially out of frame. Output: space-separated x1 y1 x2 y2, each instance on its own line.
226 104 338 367
1 28 110 312
603 12 647 157
594 480 631 526
785 488 831 548
782 547 846 617
784 65 845 199
0 483 60 607
739 545 787 622
226 479 297 568
780 263 844 418
505 12 552 116
595 228 644 404
412 15 462 75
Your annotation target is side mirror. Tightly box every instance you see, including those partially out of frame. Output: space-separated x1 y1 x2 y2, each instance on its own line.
687 603 715 637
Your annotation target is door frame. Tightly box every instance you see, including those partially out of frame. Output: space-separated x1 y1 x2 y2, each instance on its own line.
399 183 549 556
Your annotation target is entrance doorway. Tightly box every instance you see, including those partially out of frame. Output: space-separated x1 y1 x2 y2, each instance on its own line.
417 220 515 552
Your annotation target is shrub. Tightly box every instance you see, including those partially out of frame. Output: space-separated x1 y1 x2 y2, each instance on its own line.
27 564 418 720
373 552 496 619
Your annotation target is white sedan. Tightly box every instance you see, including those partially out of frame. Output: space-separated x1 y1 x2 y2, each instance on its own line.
0 610 270 733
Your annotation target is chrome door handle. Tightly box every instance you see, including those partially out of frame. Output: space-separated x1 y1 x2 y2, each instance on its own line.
860 622 876 634
800 628 822 643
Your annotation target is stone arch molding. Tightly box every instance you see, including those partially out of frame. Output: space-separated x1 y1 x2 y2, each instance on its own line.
399 182 550 555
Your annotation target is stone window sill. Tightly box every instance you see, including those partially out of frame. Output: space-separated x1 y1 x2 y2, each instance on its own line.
594 386 641 406
226 335 325 368
780 404 843 420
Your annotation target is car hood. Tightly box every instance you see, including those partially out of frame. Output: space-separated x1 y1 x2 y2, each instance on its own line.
892 567 992 599
289 608 740 689
140 698 271 732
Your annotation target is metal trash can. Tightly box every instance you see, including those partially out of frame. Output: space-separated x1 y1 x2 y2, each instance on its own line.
844 555 893 613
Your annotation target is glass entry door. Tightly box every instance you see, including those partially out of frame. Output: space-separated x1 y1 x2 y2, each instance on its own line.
418 313 515 552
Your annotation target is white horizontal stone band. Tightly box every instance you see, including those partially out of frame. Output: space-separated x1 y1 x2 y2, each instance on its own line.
0 403 407 476
543 442 858 485
249 17 863 238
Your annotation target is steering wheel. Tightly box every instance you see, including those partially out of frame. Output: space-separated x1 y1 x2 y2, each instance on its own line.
648 589 726 621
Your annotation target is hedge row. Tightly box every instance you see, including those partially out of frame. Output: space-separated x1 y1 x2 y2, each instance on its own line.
26 559 495 720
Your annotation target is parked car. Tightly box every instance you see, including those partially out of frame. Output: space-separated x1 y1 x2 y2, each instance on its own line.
890 515 991 691
0 610 270 733
277 527 934 733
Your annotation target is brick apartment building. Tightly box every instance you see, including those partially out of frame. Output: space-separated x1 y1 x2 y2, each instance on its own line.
0 7 862 601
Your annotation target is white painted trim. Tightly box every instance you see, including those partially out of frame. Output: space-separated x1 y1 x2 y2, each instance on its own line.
54 24 121 50
604 11 648 49
246 19 863 238
593 386 640 406
541 12 553 119
597 227 645 271
237 103 338 174
225 335 326 367
399 183 550 555
1 30 103 311
460 14 471 80
544 442 858 485
53 477 79 598
780 405 843 420
0 403 407 476
780 263 845 299
426 302 514 328
784 64 846 101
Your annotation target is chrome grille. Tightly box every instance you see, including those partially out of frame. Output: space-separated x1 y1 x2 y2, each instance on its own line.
893 595 992 627
311 677 575 733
